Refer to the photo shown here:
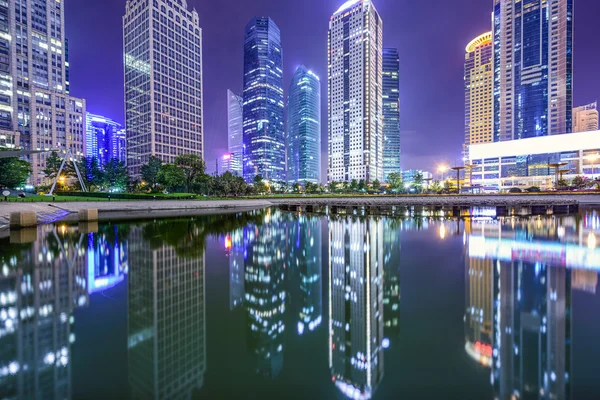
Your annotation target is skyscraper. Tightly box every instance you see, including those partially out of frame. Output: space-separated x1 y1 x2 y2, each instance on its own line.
493 0 573 141
123 0 203 177
227 90 244 176
287 66 321 184
85 113 125 166
382 48 401 182
573 102 599 133
242 17 285 183
0 0 86 185
464 32 493 157
328 0 383 184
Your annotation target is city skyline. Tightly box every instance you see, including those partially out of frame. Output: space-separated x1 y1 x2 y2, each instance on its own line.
66 0 600 174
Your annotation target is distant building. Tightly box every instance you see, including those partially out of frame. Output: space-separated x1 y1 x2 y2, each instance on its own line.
217 153 233 175
227 90 244 176
383 48 401 182
464 32 493 157
242 17 285 183
0 0 86 185
287 66 321 184
85 113 125 166
402 170 432 184
328 0 383 184
493 0 573 141
573 102 599 133
123 0 204 177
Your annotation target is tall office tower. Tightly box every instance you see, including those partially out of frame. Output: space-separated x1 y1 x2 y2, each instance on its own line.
123 0 204 177
573 102 599 132
85 113 125 166
115 129 127 164
382 219 400 348
493 0 573 142
329 216 384 398
128 223 206 398
0 0 86 185
242 17 285 183
227 90 244 176
464 32 493 158
328 0 383 184
382 48 401 182
287 66 321 184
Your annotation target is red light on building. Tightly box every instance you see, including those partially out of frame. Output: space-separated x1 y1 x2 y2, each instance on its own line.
474 341 493 357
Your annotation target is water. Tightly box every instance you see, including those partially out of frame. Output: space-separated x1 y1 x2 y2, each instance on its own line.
1 209 600 399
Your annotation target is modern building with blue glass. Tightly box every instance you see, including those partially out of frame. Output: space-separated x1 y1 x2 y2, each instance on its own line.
227 90 244 176
382 48 401 182
85 113 126 166
286 66 321 184
493 0 573 142
242 17 285 183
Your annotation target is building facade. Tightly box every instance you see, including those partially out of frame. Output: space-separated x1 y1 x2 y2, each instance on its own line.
286 66 321 184
573 102 599 133
85 113 125 166
468 130 600 190
328 0 383 184
0 0 86 185
493 0 573 142
227 90 243 176
464 32 493 157
382 48 400 182
123 0 203 177
242 17 285 183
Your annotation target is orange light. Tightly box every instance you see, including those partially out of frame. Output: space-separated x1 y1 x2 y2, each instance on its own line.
224 236 232 250
474 341 493 357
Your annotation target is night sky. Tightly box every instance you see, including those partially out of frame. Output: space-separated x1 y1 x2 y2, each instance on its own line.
66 0 600 174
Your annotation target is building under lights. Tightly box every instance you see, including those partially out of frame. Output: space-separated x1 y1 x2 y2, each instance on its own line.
468 130 600 191
0 0 86 185
123 0 204 177
328 0 384 184
573 102 599 133
242 17 285 183
382 48 401 182
85 113 126 166
286 66 321 184
227 90 244 176
493 0 573 141
329 216 384 398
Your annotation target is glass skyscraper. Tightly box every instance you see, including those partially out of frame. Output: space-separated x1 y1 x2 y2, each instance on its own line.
493 0 573 141
85 113 126 166
227 90 243 176
123 0 203 177
0 0 86 185
286 66 321 184
382 48 400 182
328 0 383 184
242 17 285 183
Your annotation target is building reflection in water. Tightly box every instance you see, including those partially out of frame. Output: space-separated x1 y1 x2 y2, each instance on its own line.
244 210 287 379
329 216 385 400
227 228 247 311
464 214 600 400
0 225 88 399
86 224 129 294
127 220 206 399
382 219 400 349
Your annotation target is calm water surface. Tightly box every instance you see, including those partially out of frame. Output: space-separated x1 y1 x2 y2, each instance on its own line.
1 209 600 399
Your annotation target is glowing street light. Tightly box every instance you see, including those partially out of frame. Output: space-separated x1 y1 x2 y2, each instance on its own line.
438 165 449 181
587 154 600 180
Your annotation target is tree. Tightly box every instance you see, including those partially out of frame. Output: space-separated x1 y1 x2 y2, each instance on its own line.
329 181 339 193
371 179 381 192
42 151 63 180
175 154 205 193
443 180 455 193
0 157 31 189
413 172 424 194
350 179 358 192
103 159 129 191
572 175 590 190
387 172 403 193
157 164 186 192
75 157 104 191
431 180 442 194
358 179 366 192
141 156 163 189
253 175 268 194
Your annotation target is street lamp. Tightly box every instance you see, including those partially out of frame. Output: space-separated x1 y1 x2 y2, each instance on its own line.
587 154 599 180
438 165 449 181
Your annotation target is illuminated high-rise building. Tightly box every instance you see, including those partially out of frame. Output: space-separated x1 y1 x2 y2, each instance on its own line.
242 17 285 183
0 0 86 185
573 102 599 133
227 90 244 176
329 216 384 398
464 32 493 159
382 48 401 182
328 0 383 184
287 66 321 184
85 113 125 166
493 0 573 141
123 0 204 177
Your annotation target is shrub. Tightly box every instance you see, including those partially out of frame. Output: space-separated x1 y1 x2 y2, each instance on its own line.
526 186 541 193
508 187 522 193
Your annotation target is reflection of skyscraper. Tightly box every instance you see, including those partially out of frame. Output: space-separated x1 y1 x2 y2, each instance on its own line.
329 216 384 399
86 225 129 294
244 210 286 378
0 226 88 399
382 219 400 348
127 225 206 399
228 228 246 310
464 258 493 367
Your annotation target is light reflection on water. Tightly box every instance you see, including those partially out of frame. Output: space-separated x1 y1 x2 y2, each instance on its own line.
0 209 598 399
